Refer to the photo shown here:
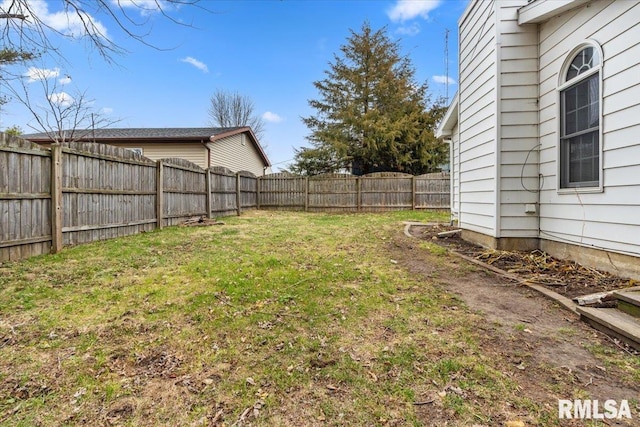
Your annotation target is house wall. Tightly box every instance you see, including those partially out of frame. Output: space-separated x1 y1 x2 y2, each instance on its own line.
497 2 541 238
457 0 499 237
538 0 640 258
107 142 207 169
208 133 270 176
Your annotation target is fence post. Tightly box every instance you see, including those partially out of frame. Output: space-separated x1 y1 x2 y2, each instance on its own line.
256 176 261 210
156 160 164 230
205 169 213 219
412 175 417 210
356 177 361 212
236 172 242 216
50 143 63 253
304 176 309 212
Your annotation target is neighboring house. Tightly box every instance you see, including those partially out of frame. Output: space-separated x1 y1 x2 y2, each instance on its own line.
437 0 640 278
24 127 272 176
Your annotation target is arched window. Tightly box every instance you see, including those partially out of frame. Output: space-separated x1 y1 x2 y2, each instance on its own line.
559 43 601 189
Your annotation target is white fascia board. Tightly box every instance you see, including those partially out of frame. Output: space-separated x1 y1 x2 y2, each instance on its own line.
458 0 479 28
518 0 591 24
436 93 459 138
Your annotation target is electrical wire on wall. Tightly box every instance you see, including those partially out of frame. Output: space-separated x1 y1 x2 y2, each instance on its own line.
520 143 543 193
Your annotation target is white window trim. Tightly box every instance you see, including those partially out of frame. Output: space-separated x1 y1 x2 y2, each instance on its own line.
556 40 604 194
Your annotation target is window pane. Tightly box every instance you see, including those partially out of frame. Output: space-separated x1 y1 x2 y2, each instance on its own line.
565 111 577 135
565 87 576 111
562 74 599 137
566 47 597 82
563 131 599 186
588 77 599 128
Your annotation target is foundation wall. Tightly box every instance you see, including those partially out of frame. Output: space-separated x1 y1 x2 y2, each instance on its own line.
460 230 640 280
540 240 640 281
461 230 539 252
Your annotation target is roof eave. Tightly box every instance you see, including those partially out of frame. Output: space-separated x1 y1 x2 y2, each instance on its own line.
436 93 459 139
518 0 592 25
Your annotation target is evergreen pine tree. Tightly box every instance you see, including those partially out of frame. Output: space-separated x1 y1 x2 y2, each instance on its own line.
300 22 447 175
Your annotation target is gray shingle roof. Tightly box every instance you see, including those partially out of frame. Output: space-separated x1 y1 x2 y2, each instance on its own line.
22 127 246 141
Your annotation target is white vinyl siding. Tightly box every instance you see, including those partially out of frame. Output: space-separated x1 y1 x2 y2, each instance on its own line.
451 122 461 223
208 133 270 176
458 0 498 237
538 0 640 256
107 142 207 168
498 2 540 238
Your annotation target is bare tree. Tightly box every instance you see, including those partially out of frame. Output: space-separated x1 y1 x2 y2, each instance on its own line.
12 68 119 142
208 89 265 140
0 0 207 64
0 1 206 132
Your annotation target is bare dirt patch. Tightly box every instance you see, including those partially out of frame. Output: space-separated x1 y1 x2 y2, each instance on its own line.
390 229 640 426
410 223 637 300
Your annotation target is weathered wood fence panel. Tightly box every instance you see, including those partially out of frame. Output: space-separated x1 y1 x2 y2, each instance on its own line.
258 171 450 213
61 143 157 245
307 174 358 212
258 172 306 210
415 172 450 210
209 166 239 217
238 171 258 211
360 172 414 211
0 135 52 262
162 158 208 227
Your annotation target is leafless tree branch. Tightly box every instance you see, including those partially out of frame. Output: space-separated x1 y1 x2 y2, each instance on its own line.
0 0 210 64
10 71 120 142
208 89 266 141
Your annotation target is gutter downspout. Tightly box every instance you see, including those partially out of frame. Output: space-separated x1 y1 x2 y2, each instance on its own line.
202 139 211 169
448 137 454 225
494 2 502 241
536 24 542 241
457 19 463 230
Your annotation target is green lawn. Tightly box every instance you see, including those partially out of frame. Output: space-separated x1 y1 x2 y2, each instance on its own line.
0 210 635 426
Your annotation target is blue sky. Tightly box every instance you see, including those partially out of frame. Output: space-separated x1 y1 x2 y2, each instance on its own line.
1 0 467 171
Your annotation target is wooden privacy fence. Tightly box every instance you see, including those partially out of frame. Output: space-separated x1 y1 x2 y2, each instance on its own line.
257 172 450 212
1 133 449 262
0 134 257 262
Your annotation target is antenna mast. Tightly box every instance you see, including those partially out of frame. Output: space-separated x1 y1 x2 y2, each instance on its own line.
444 28 450 101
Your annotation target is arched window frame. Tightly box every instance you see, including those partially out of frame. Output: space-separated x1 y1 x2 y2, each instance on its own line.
557 40 603 192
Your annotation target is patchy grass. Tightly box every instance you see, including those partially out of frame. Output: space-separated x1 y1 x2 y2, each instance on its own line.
0 210 637 426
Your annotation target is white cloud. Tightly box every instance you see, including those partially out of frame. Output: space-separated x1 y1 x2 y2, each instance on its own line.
396 23 421 36
25 67 60 82
100 107 114 115
59 75 72 85
114 0 170 14
433 75 457 85
17 0 109 39
180 56 209 73
262 111 283 123
387 0 442 22
48 91 74 107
